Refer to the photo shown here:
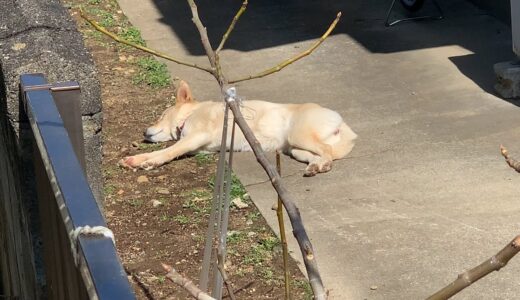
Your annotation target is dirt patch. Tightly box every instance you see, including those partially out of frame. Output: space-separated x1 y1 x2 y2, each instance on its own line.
65 0 311 299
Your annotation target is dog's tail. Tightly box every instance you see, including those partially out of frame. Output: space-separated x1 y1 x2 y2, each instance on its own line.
331 122 357 159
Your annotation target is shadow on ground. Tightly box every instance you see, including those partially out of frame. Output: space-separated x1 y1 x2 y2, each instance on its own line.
151 0 516 104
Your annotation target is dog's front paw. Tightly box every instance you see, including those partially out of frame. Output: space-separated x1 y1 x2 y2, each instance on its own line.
119 154 150 169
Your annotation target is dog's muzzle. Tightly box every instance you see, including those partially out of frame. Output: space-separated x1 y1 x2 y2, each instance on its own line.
144 127 173 142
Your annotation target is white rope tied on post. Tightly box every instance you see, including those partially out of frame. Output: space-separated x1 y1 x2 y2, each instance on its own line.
70 225 116 265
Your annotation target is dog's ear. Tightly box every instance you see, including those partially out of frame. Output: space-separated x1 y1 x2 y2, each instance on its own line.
176 80 193 105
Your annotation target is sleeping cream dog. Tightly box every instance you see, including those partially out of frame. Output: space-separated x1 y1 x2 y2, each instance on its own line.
120 81 357 176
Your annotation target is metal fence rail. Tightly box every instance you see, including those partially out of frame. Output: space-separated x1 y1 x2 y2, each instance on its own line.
20 73 135 299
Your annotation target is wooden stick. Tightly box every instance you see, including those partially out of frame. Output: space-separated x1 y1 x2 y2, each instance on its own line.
228 12 342 84
276 151 291 299
162 263 216 300
216 0 248 54
80 10 214 75
426 235 520 300
500 145 520 173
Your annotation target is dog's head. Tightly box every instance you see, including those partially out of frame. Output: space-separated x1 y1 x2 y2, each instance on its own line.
144 80 196 142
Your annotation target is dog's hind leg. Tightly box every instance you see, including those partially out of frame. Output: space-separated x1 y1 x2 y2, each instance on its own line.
289 148 327 177
289 148 319 163
287 133 335 177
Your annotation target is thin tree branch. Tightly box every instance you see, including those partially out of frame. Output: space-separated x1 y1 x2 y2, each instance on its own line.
216 0 248 54
500 145 520 173
80 10 214 75
276 151 291 299
162 263 216 300
186 0 221 81
426 235 520 300
228 12 342 84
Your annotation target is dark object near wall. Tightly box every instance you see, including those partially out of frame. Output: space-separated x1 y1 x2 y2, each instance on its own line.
400 0 425 12
469 0 511 26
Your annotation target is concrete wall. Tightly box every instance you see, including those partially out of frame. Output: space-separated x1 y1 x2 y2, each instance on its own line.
469 0 511 26
0 0 102 298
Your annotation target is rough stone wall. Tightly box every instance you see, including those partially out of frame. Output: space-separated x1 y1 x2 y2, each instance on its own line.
0 0 102 297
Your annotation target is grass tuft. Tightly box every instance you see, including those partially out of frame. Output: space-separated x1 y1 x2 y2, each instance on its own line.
133 57 171 88
119 26 146 46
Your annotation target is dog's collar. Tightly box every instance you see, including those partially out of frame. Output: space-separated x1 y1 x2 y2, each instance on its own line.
175 119 186 139
178 120 186 131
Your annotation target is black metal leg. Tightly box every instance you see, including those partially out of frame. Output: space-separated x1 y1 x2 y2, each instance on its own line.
385 0 444 27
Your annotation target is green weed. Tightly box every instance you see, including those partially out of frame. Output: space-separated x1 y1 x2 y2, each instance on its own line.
160 213 170 222
209 173 247 200
194 152 214 166
293 279 313 300
243 236 280 266
86 8 115 27
129 199 143 207
227 231 247 244
133 57 171 88
246 211 261 222
119 26 146 46
182 189 212 215
138 142 163 151
104 184 116 195
173 214 190 225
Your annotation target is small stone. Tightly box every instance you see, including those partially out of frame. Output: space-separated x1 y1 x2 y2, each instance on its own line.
11 43 26 51
246 219 253 225
131 141 139 147
151 200 163 208
370 285 378 290
271 203 278 210
232 197 249 209
247 232 256 237
117 189 124 195
119 55 127 62
156 188 170 195
137 175 149 183
243 193 251 201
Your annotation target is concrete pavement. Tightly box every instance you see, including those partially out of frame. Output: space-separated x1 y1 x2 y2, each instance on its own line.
117 0 520 298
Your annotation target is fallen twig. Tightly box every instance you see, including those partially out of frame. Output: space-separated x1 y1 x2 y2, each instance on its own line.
79 10 214 75
162 263 216 300
426 235 520 300
228 12 342 84
500 144 520 173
